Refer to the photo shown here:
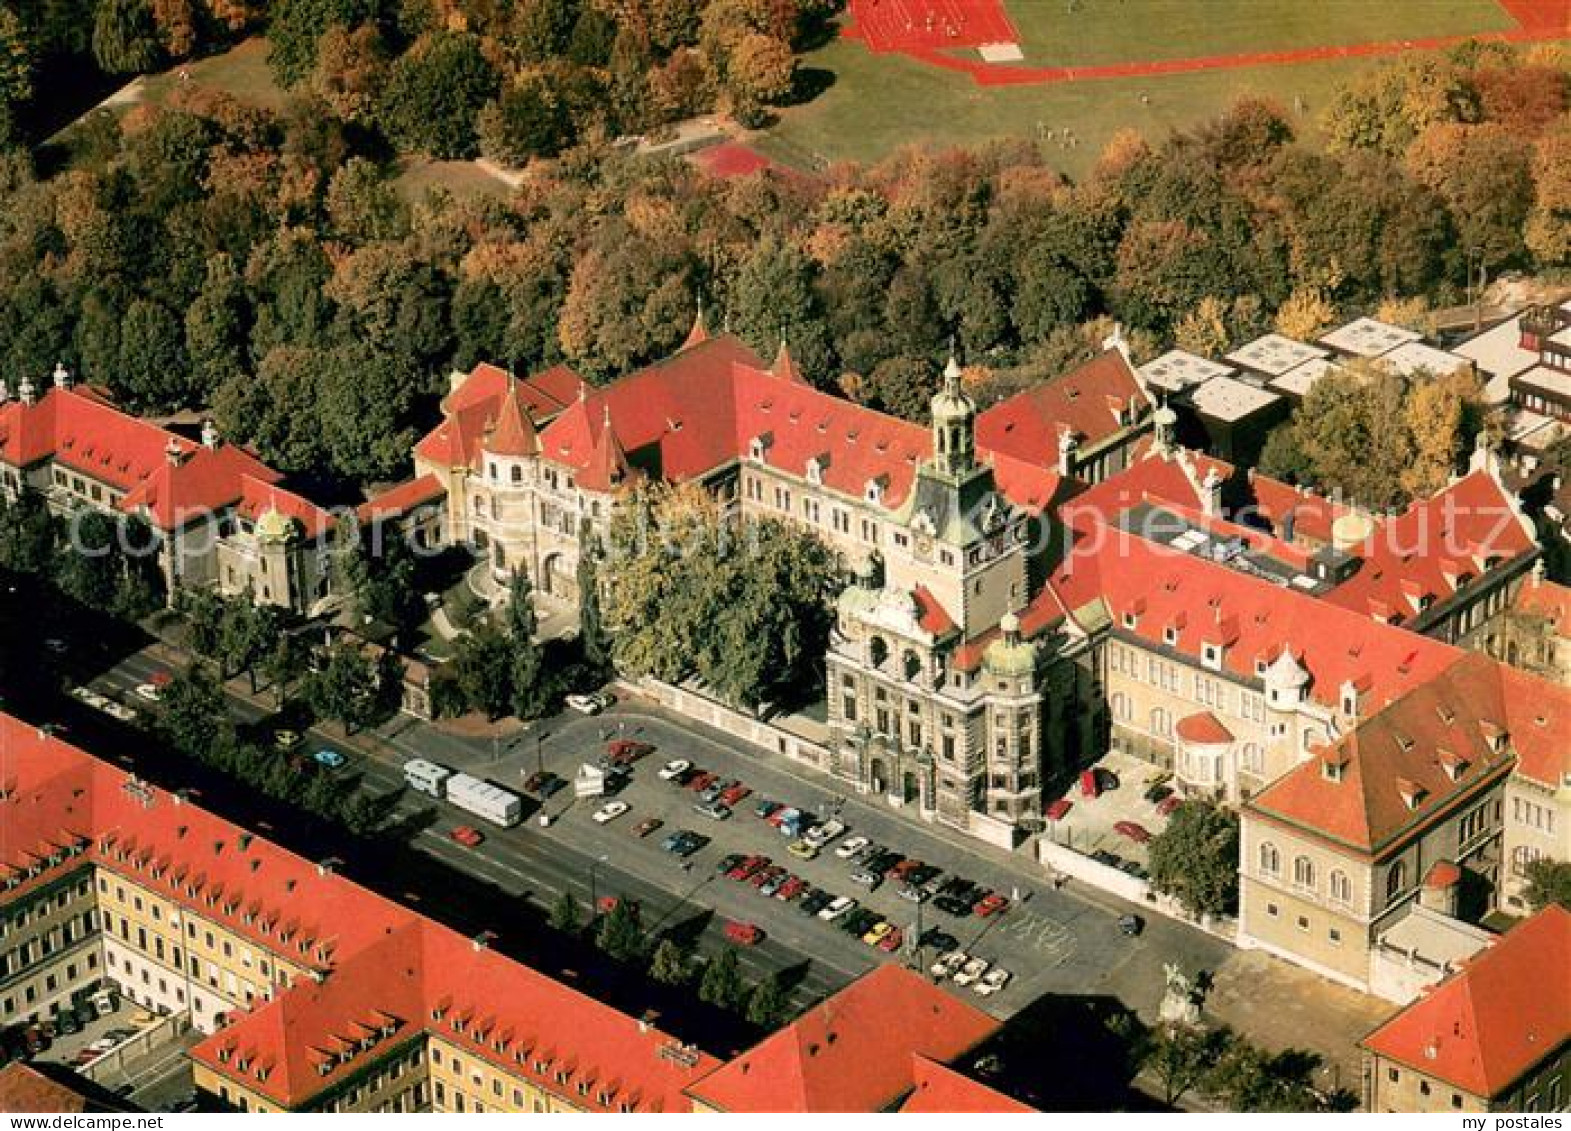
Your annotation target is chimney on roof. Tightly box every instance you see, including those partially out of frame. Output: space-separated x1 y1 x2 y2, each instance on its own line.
1102 321 1130 363
18 375 35 406
1057 428 1079 476
316 857 342 876
165 438 185 467
1201 466 1225 517
0 379 8 404
52 362 70 390
1469 431 1501 480
1532 557 1546 588
202 419 220 449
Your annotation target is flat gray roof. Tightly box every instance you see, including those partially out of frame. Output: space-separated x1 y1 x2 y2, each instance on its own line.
1318 317 1421 358
1138 349 1234 393
1515 364 1571 399
1453 315 1542 382
1378 340 1472 379
1225 333 1328 377
1187 374 1282 422
1267 356 1342 399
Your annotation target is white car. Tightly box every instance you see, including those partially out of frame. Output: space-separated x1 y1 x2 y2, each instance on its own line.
592 801 630 824
804 818 847 848
973 967 1012 997
952 956 990 988
818 895 856 921
929 950 967 980
657 759 692 781
834 835 870 860
566 692 614 715
134 683 162 703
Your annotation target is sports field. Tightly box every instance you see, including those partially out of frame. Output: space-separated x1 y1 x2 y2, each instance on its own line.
762 0 1571 171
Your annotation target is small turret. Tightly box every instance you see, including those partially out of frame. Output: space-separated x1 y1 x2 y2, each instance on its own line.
1153 399 1178 455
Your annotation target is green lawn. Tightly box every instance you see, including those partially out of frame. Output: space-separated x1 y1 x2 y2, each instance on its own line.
139 37 288 111
761 36 1398 176
394 158 511 204
1006 0 1514 67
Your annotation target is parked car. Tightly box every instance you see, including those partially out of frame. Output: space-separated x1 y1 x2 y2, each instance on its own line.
657 759 692 782
1114 820 1152 844
758 872 789 898
862 920 894 947
606 739 654 765
632 817 664 838
842 910 883 937
538 775 567 799
775 875 807 902
849 868 882 890
522 770 551 793
566 692 614 715
719 783 751 807
804 819 846 848
787 839 819 861
974 967 1012 997
905 864 941 887
876 927 904 954
687 771 717 793
1045 797 1073 821
799 889 834 916
818 895 856 921
312 748 347 770
724 920 763 946
692 800 732 821
728 855 766 881
753 799 780 819
930 950 966 980
661 830 708 856
749 865 783 890
1157 795 1184 817
834 835 870 860
898 884 929 904
918 928 958 953
973 892 1010 918
1118 914 1145 937
716 853 746 875
449 825 484 848
1079 768 1101 798
592 800 630 824
699 779 730 803
952 957 990 988
766 806 800 830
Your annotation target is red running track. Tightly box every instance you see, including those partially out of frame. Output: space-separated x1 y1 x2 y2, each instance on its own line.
842 0 1571 88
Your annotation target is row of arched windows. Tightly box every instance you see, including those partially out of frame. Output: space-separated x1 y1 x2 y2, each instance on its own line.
1257 843 1358 904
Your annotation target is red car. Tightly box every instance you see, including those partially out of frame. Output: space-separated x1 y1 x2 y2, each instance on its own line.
775 875 806 901
687 771 717 793
597 896 639 920
729 855 766 881
449 825 484 848
886 858 921 881
1114 820 1152 844
749 865 783 889
1157 795 1183 817
632 817 664 838
876 927 904 953
1045 798 1073 821
1079 769 1101 798
606 739 654 765
725 920 764 946
974 892 1010 918
719 783 752 807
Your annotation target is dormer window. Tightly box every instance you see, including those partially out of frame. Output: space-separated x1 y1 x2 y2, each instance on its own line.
1201 643 1221 669
749 433 771 462
806 454 828 485
1163 627 1178 646
1122 612 1137 630
1322 758 1344 783
865 477 886 505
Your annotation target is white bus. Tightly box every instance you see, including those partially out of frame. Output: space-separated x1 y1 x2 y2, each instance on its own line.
446 773 523 828
403 758 453 798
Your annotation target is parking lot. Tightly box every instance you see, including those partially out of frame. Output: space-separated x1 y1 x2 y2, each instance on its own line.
398 698 1234 1021
1040 750 1180 875
28 995 198 1111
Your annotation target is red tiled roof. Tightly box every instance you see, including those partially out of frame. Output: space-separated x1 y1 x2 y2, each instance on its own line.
685 966 999 1112
418 363 583 470
0 1063 101 1113
976 349 1149 464
1322 472 1537 623
1248 652 1524 852
1425 860 1462 889
1245 471 1363 546
1063 528 1460 718
898 1057 1034 1113
485 379 541 458
0 715 720 1113
1362 906 1571 1098
1497 664 1571 790
235 476 332 540
1176 711 1233 745
913 585 957 637
356 474 446 524
1512 574 1571 637
0 387 305 533
1059 446 1233 535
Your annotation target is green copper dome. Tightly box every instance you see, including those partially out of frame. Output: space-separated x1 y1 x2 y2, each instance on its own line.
255 509 300 546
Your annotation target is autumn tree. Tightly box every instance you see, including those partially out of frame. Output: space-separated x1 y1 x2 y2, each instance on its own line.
1148 802 1240 919
92 0 164 74
378 30 500 159
310 23 387 122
